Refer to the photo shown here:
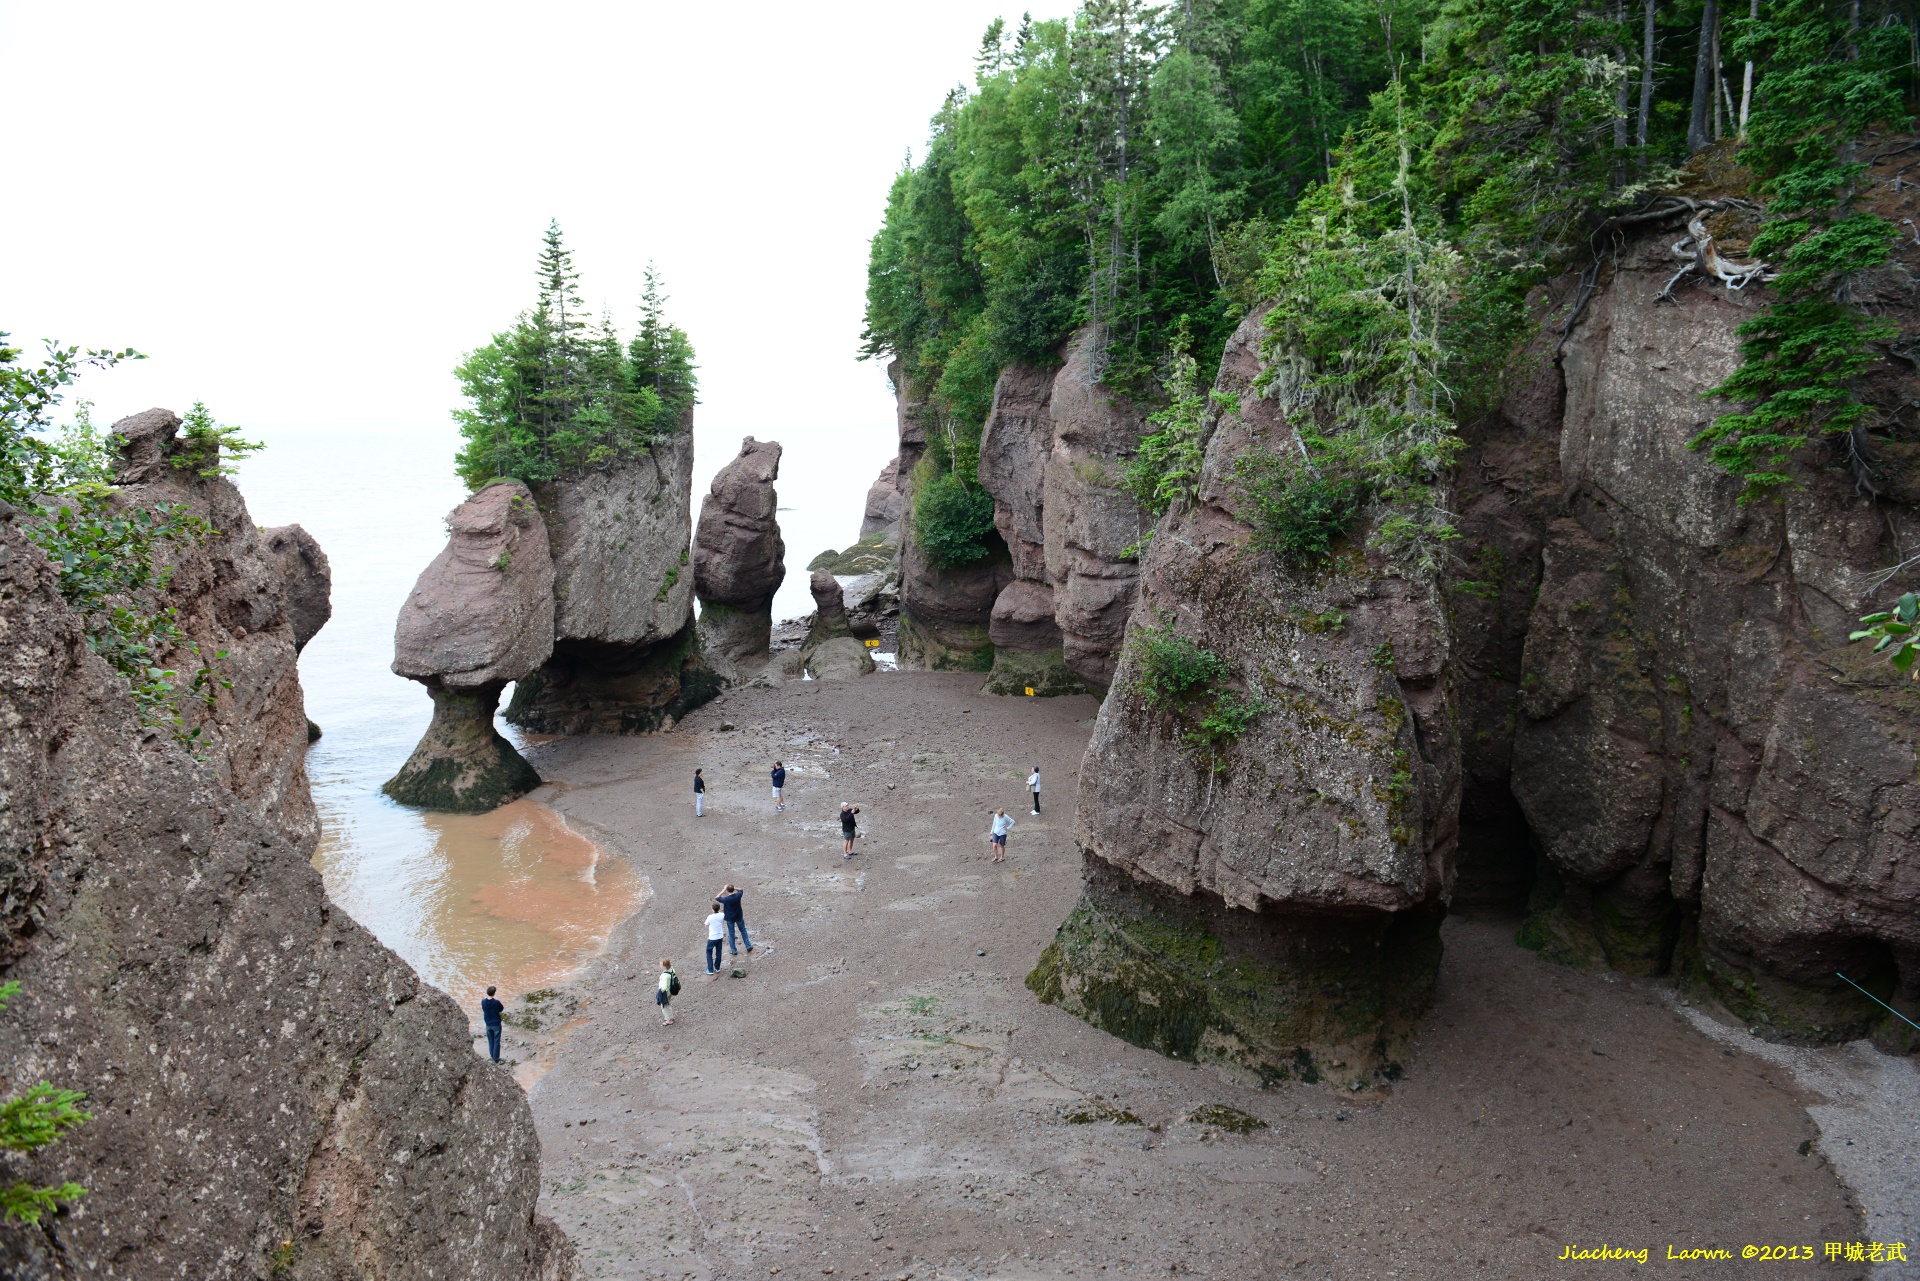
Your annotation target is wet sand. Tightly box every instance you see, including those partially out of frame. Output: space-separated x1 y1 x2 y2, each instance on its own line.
496 672 1908 1280
315 797 645 1015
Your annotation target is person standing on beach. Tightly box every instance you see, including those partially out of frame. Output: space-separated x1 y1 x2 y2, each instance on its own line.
656 958 678 1024
694 768 706 817
717 883 752 955
704 903 726 974
840 802 860 859
989 808 1015 862
1028 765 1042 815
771 761 786 812
481 985 505 1062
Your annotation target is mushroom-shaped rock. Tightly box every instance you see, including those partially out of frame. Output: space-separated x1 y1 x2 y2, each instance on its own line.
693 437 785 668
384 481 554 812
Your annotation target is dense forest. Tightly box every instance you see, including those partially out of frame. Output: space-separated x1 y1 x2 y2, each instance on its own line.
453 223 697 491
866 0 1920 572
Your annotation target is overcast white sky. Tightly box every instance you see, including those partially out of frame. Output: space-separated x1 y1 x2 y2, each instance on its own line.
1 1 1072 579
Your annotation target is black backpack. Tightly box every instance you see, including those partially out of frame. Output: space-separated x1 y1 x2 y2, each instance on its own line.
668 971 681 997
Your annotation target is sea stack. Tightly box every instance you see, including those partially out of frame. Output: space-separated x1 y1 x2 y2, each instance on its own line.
503 432 721 733
788 570 874 679
693 436 786 673
386 480 553 813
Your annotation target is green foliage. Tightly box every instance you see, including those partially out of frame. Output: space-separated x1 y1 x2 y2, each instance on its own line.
1693 0 1912 501
911 460 998 569
1129 616 1232 709
172 401 261 479
1127 616 1272 768
0 334 143 506
454 227 696 490
0 982 90 1226
1232 449 1365 563
1124 317 1214 519
0 339 230 748
1852 592 1920 678
31 487 229 746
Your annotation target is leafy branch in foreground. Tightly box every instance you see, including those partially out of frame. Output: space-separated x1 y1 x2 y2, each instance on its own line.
0 982 90 1226
1851 592 1919 678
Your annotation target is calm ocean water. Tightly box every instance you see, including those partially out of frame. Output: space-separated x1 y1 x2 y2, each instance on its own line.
232 422 876 1014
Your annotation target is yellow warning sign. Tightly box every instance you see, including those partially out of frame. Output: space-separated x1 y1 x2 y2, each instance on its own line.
1025 687 1036 696
864 638 880 648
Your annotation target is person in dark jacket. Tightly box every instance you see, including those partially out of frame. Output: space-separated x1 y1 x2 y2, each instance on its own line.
694 767 706 817
771 761 786 812
481 985 504 1062
840 802 860 859
716 883 752 954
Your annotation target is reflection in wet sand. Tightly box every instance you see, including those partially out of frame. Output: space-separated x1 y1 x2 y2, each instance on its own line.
314 798 644 1018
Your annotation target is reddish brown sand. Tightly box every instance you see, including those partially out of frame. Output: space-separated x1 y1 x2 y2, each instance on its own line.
495 672 1870 1280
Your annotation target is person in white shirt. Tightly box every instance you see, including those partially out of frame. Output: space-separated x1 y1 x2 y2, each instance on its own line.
1027 766 1042 815
989 809 1016 862
704 903 726 974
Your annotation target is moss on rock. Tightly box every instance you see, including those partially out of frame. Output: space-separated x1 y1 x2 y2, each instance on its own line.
506 621 721 734
897 609 993 672
981 646 1087 697
1027 862 1442 1088
383 681 540 813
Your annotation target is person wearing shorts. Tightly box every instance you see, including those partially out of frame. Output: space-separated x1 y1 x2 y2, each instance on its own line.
656 958 677 1024
989 808 1015 862
840 803 860 859
771 761 786 812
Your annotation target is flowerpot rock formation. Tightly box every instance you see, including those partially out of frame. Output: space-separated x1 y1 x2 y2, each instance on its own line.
693 436 785 672
1034 200 1920 1085
387 479 554 813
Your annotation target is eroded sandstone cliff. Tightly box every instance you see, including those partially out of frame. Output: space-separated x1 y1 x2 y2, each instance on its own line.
1036 190 1920 1082
0 414 568 1278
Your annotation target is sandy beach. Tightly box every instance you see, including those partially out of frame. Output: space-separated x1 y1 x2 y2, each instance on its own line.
483 671 1905 1281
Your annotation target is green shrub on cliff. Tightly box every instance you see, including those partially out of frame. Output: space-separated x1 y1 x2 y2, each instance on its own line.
1127 617 1268 768
0 337 231 748
0 982 90 1226
911 460 998 568
454 225 697 490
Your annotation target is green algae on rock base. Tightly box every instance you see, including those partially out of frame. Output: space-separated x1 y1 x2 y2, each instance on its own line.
1028 861 1442 1089
897 609 994 672
382 680 540 814
980 645 1087 697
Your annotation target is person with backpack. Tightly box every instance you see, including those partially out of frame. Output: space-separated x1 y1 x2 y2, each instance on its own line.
694 768 706 817
771 761 786 812
481 985 505 1062
704 902 726 975
656 958 679 1024
840 802 860 859
989 808 1016 863
1028 765 1042 815
716 883 752 955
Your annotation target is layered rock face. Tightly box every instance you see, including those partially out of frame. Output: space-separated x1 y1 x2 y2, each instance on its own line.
106 410 325 850
1451 219 1920 1047
387 480 553 812
506 432 720 734
693 437 785 671
977 362 1081 696
1039 202 1920 1081
0 423 567 1278
1030 312 1460 1087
